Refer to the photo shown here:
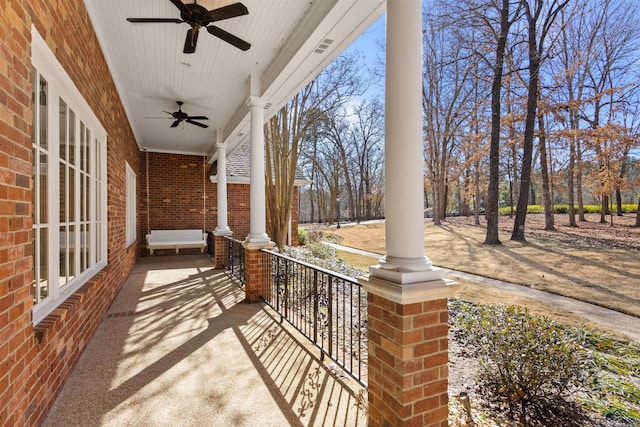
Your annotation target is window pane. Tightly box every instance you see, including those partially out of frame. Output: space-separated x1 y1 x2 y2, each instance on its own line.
80 224 86 273
85 128 91 174
39 153 48 223
69 109 76 166
59 98 67 161
59 163 66 221
32 148 37 222
39 76 48 150
80 121 85 172
69 224 76 282
59 225 67 286
96 139 101 181
31 67 36 145
85 175 90 221
80 173 85 222
69 167 75 222
39 228 49 300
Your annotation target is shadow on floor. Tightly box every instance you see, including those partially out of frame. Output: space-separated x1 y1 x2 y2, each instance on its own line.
43 255 367 426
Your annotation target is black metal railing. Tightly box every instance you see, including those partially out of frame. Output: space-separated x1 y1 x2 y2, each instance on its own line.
224 236 245 287
261 249 368 387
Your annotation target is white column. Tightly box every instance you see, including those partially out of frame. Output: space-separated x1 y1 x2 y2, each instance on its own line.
245 96 270 244
214 129 232 236
370 0 439 284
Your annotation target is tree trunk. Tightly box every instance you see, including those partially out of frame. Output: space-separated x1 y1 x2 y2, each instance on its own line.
484 0 513 246
432 186 440 225
461 169 470 217
529 185 536 205
616 188 623 216
600 195 608 223
474 161 481 226
512 4 541 242
576 141 586 221
635 198 640 227
538 111 555 231
567 135 577 226
309 186 316 224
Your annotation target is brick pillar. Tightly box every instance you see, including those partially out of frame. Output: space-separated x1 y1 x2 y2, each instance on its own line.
360 275 458 427
243 242 274 303
367 295 450 426
213 235 228 269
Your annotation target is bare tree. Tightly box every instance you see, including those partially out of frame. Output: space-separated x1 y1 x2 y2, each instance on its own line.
553 0 606 225
511 0 569 241
264 54 364 247
484 0 524 244
350 100 384 221
537 101 555 230
422 9 476 225
567 0 639 223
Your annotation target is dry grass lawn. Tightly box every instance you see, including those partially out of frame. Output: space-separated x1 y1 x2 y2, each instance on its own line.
320 213 640 319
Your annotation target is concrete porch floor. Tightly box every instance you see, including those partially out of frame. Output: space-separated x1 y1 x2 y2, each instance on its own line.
43 255 367 426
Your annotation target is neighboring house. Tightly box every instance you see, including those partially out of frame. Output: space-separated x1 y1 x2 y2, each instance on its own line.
209 140 310 247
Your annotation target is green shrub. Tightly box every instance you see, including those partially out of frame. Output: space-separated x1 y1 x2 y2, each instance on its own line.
450 300 592 426
280 245 365 278
298 227 308 246
306 242 336 259
497 204 638 215
498 205 544 215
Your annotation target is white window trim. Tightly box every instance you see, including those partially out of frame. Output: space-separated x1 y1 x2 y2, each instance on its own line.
31 27 108 325
125 162 137 247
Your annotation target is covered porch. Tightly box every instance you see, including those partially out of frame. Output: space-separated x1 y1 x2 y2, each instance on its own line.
43 255 367 426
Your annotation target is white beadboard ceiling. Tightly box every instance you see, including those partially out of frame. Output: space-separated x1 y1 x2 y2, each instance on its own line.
83 0 385 161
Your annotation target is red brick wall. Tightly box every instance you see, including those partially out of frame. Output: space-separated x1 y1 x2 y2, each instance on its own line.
227 183 300 245
0 1 139 426
228 183 250 240
139 152 215 252
138 153 300 255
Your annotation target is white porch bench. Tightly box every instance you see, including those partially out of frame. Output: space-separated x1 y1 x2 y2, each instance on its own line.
145 229 207 255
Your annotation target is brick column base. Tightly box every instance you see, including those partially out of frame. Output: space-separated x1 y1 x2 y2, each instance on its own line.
360 273 458 427
368 295 450 426
243 242 274 303
213 235 228 269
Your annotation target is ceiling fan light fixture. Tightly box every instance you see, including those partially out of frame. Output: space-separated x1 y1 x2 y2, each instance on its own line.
126 0 251 54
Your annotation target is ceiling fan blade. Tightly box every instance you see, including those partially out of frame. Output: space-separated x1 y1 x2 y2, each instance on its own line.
171 120 181 128
207 26 251 51
183 28 199 54
186 119 209 128
169 0 190 15
207 3 249 22
127 18 183 23
186 116 208 120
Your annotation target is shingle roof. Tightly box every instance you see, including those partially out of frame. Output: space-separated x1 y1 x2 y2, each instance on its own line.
210 140 310 184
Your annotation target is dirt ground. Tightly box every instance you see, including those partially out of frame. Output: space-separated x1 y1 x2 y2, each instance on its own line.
323 213 640 320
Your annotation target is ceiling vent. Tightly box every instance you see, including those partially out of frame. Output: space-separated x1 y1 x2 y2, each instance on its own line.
314 38 334 54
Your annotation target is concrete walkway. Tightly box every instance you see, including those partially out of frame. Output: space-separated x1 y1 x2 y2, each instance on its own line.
325 242 640 343
43 255 367 427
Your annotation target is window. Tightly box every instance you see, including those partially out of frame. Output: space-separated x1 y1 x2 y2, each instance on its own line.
31 28 108 325
126 163 136 246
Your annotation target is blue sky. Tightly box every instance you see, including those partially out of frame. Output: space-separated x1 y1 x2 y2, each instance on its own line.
344 15 386 101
